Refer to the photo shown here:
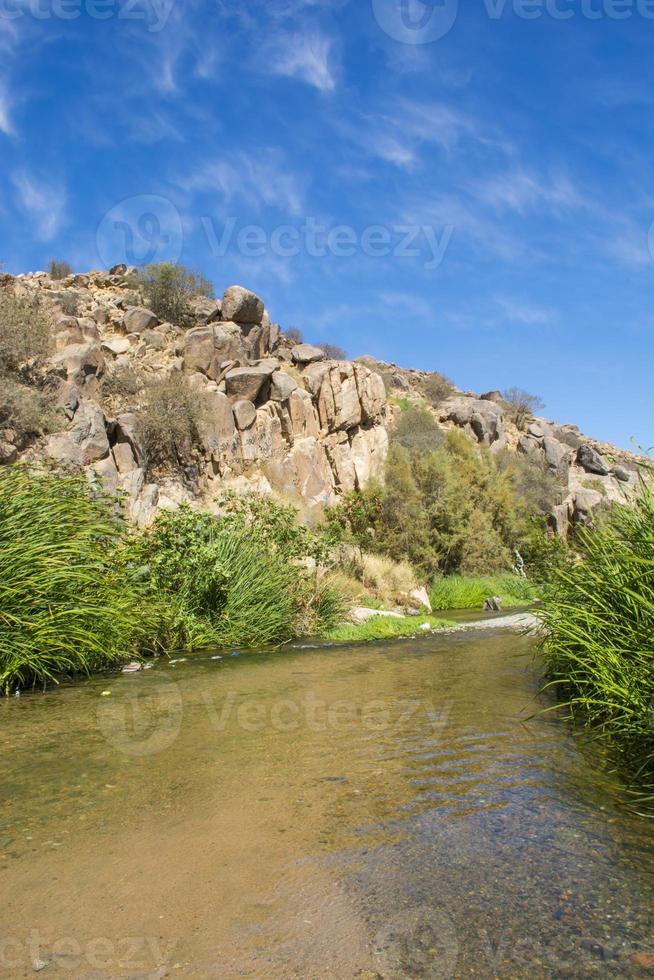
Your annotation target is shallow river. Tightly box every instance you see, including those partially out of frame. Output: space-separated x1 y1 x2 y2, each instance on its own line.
3 628 654 978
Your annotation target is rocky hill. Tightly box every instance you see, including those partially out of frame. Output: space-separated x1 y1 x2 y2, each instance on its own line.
0 266 645 534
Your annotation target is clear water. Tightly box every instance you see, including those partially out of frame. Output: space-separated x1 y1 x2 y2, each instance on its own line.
2 629 654 978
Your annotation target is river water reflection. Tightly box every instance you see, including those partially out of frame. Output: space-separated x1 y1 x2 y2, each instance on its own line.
2 628 654 977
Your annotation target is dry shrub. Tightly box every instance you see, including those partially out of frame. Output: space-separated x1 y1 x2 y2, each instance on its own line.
48 259 73 280
421 371 454 407
0 376 57 448
359 552 419 605
0 292 52 373
136 374 209 474
103 362 143 401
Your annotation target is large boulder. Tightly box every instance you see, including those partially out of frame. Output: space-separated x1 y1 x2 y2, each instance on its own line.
573 488 604 525
123 307 159 334
292 344 325 365
577 444 610 476
288 388 320 439
543 436 572 475
45 401 109 467
443 397 504 446
52 343 105 388
270 370 298 402
350 425 389 488
196 389 239 464
232 399 257 431
183 323 245 379
221 286 264 325
316 363 362 432
277 437 336 506
354 364 386 423
224 365 274 402
324 432 357 492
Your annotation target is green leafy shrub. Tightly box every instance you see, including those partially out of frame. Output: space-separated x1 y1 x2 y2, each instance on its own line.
217 492 331 563
0 466 154 694
539 473 654 800
139 262 214 327
392 403 443 454
122 503 346 651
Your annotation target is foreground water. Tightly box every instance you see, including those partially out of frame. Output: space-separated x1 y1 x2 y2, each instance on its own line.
3 630 654 978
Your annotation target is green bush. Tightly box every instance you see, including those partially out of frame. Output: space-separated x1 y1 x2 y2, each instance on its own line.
391 403 443 454
539 473 654 799
122 503 345 651
139 262 214 327
0 466 153 694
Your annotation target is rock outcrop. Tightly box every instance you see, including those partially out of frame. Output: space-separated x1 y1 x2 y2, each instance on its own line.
2 269 389 525
1 267 645 535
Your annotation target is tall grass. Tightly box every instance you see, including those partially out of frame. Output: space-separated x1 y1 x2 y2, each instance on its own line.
122 505 347 651
539 475 654 798
0 467 152 693
430 574 538 611
325 614 454 644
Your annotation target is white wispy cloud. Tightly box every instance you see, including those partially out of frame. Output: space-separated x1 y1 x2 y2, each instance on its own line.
495 296 557 326
180 152 304 215
467 167 586 216
350 99 509 171
11 171 66 241
0 83 13 137
264 30 337 92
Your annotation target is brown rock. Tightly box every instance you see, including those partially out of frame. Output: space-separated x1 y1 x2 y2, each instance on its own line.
232 399 257 430
221 286 264 325
224 365 274 402
292 343 325 365
123 307 159 334
270 370 298 402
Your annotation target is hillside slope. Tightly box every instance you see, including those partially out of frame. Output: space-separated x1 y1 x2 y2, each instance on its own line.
0 266 644 534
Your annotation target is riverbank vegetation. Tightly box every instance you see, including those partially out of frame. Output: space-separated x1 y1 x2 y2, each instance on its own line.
0 470 346 693
0 467 154 695
539 473 654 800
324 614 454 645
429 574 538 611
325 404 560 579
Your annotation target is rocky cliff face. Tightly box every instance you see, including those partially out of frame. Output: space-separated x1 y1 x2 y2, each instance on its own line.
363 359 646 536
1 268 388 525
1 267 645 534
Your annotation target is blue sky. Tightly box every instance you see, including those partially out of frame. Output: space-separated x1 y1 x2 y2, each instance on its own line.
1 0 652 449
